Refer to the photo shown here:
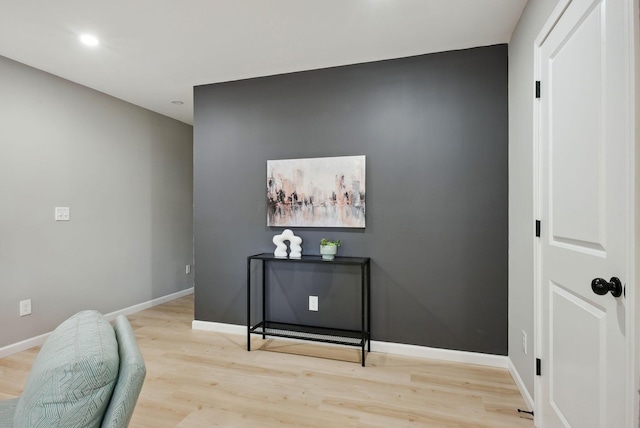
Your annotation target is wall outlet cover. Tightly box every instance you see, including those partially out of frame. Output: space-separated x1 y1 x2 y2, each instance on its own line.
309 296 318 311
20 299 32 317
55 207 70 221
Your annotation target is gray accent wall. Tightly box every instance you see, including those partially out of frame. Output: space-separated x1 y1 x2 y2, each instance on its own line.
194 45 508 354
0 55 194 348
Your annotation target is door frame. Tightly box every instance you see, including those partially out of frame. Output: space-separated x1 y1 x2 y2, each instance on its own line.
531 0 637 426
634 0 640 426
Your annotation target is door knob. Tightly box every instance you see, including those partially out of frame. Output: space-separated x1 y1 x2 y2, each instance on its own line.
591 277 623 297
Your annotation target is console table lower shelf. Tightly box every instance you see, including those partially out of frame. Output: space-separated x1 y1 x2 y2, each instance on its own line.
248 321 370 365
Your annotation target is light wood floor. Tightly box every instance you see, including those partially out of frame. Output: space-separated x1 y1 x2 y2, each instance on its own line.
0 295 534 427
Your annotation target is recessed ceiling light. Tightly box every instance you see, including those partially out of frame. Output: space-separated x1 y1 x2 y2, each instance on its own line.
171 100 184 105
79 34 99 47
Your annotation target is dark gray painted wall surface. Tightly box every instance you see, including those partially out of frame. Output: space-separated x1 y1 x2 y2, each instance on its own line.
194 44 508 355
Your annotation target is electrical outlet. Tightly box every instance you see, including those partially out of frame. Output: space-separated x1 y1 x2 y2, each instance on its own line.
55 207 70 221
186 264 191 274
522 330 527 355
20 299 32 317
309 296 318 311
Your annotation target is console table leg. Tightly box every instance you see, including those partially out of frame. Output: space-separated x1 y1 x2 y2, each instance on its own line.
247 257 251 351
361 263 366 367
367 260 371 353
261 260 266 339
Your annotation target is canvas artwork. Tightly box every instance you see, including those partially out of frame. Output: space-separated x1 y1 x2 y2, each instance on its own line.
267 155 366 228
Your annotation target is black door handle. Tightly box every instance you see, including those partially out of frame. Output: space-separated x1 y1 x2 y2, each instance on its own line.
591 277 623 298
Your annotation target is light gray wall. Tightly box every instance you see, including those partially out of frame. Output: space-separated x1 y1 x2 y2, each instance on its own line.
508 0 560 398
194 45 509 355
0 55 194 348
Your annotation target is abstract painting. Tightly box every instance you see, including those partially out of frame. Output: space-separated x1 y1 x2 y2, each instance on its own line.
267 155 366 228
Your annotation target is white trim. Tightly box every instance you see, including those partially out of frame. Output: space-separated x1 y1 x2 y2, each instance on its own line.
532 2 573 426
0 287 194 359
508 357 535 411
533 0 572 47
632 2 640 427
626 0 638 426
103 287 194 321
370 340 508 368
192 320 244 335
0 333 51 359
191 320 509 369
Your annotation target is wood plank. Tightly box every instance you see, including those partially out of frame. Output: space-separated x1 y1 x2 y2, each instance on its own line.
0 295 534 427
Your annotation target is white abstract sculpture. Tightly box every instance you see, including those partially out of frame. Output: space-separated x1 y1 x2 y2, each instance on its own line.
288 233 303 259
273 233 288 258
273 229 303 259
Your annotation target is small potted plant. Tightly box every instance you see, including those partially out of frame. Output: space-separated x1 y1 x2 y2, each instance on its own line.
320 238 341 261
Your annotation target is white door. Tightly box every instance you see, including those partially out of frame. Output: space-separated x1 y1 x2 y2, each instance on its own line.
537 0 633 427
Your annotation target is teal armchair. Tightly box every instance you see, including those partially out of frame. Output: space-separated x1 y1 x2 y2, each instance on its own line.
0 311 146 428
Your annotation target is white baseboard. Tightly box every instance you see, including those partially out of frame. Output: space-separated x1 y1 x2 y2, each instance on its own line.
192 320 245 335
371 340 509 368
191 320 509 369
508 358 535 411
103 287 194 321
0 332 52 360
0 287 194 359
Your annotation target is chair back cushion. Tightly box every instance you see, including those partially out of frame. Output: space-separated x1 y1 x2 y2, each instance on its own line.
100 315 146 428
14 310 119 428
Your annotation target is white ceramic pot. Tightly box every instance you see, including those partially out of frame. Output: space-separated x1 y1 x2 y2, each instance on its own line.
320 245 338 261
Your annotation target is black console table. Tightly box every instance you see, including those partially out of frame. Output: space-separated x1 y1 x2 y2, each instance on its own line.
247 253 371 366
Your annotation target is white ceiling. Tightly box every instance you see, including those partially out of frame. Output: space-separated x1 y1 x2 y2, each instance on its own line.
0 0 527 125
